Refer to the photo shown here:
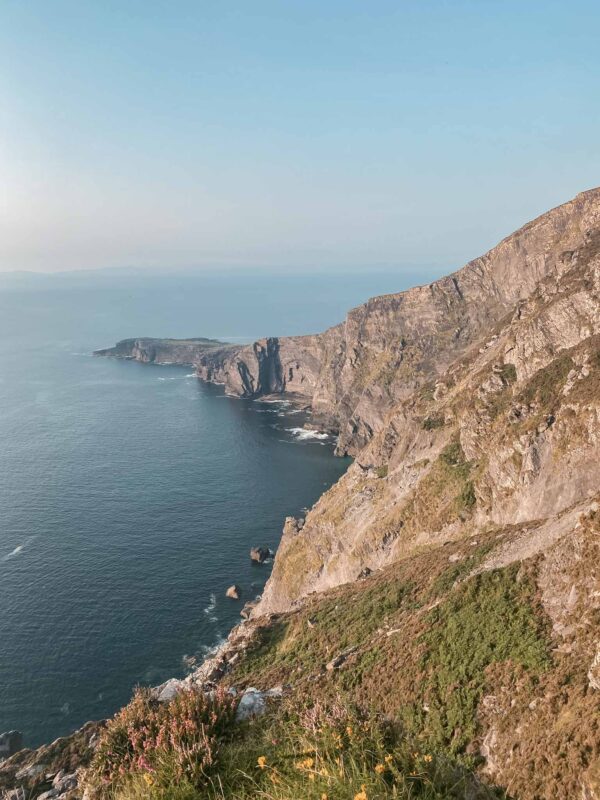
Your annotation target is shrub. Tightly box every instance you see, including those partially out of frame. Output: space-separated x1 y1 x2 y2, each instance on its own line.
498 363 517 384
375 465 388 479
85 686 237 796
408 566 550 759
422 416 445 431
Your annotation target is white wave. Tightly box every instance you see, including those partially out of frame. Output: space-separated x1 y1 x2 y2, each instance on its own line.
287 427 329 441
1 536 36 563
199 635 227 659
203 593 218 623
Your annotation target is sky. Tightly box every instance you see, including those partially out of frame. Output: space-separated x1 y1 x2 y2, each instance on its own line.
0 0 599 274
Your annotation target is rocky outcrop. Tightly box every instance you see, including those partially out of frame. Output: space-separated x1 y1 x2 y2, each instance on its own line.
249 547 272 564
0 723 103 800
94 337 240 366
0 733 22 762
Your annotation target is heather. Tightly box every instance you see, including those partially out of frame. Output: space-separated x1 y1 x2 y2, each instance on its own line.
84 693 502 800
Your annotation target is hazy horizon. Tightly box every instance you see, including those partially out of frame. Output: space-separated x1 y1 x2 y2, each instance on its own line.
1 1 599 274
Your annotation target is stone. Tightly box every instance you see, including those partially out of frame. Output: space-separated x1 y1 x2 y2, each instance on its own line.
54 772 77 792
0 731 23 760
250 547 271 563
226 584 241 600
235 688 267 721
155 678 184 702
588 645 600 690
3 790 26 800
240 601 257 620
234 686 282 721
37 789 59 800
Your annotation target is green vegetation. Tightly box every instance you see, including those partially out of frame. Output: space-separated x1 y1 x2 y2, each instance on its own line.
427 541 494 599
405 566 550 759
375 465 388 479
497 363 517 384
235 579 417 685
518 354 572 411
95 696 503 800
85 687 237 797
422 416 445 431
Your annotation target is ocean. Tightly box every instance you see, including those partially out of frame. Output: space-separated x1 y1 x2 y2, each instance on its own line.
0 267 435 747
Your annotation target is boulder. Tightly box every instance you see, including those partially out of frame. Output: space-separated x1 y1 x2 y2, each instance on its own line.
235 687 267 720
155 678 184 703
226 585 241 600
250 547 271 564
0 731 23 760
235 686 283 721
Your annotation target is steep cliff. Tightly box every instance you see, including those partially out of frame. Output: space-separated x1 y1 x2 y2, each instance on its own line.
196 189 600 455
258 189 600 612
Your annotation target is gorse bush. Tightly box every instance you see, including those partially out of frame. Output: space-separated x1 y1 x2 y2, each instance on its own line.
85 686 237 796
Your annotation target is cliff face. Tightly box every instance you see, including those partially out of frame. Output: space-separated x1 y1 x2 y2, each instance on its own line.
94 337 240 366
258 189 600 614
196 189 600 455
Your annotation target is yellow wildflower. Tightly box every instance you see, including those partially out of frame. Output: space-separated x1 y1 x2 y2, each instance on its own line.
375 763 386 774
257 756 267 769
423 754 433 763
354 786 368 800
143 774 154 787
346 726 354 736
321 795 329 800
384 754 393 764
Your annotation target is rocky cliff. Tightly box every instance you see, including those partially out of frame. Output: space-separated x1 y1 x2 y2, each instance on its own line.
257 189 600 613
94 337 240 366
196 189 600 456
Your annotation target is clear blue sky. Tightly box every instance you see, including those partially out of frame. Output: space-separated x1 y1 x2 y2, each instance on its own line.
0 0 598 273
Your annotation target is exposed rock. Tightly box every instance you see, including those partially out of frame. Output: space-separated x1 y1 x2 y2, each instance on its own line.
326 646 357 671
250 547 271 564
255 190 600 616
226 585 241 600
0 733 22 762
154 678 185 703
240 600 258 620
235 686 284 721
0 722 102 800
588 645 600 690
11 185 597 800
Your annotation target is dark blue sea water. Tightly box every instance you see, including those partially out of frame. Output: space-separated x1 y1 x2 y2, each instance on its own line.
0 268 434 747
